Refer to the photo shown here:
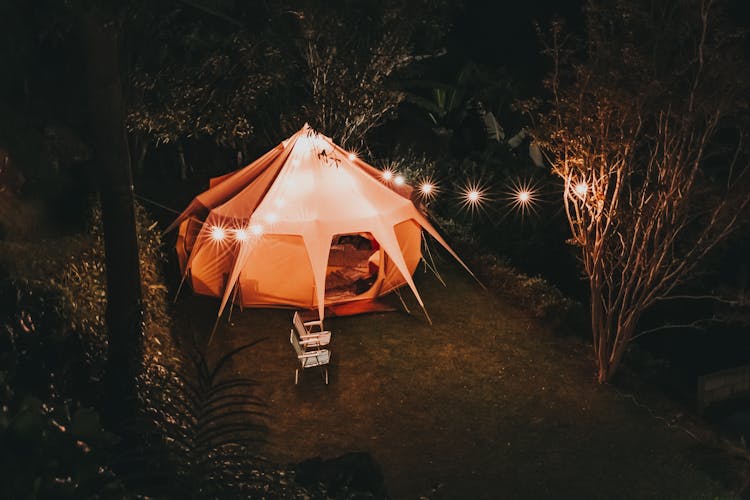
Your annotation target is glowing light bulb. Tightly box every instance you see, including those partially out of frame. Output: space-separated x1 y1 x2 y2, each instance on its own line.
458 181 487 213
250 224 264 236
233 228 249 242
210 226 226 241
348 152 357 161
382 169 394 181
505 179 540 218
394 174 405 186
575 181 588 197
421 182 434 195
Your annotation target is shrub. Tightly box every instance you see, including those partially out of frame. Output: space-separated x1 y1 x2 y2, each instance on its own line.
432 214 582 332
0 199 171 368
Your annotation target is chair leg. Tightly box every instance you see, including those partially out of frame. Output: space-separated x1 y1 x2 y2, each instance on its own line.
295 368 299 385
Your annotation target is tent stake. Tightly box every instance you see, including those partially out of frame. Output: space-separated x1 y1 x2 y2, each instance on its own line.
420 304 433 326
394 287 411 314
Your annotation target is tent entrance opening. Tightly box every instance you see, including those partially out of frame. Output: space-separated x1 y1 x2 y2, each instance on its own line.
325 233 380 301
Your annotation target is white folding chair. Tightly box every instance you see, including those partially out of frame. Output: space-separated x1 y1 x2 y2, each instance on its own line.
290 330 330 384
292 311 331 347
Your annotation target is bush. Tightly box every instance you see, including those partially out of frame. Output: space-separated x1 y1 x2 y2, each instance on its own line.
432 214 583 332
0 198 175 497
0 199 171 370
0 272 130 498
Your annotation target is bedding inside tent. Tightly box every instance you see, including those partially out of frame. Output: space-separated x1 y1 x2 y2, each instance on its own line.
325 233 380 300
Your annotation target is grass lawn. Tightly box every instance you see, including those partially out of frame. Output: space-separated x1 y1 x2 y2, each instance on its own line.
177 261 737 499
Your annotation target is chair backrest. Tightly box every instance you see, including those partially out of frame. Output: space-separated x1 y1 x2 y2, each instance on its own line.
292 311 306 336
290 329 305 358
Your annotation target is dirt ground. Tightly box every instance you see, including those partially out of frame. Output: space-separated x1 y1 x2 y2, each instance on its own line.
179 264 736 499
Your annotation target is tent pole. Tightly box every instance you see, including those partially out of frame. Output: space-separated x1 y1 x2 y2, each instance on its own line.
208 314 221 345
173 266 191 303
227 280 240 326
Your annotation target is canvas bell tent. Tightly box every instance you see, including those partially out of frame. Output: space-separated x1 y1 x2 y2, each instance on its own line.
168 124 473 323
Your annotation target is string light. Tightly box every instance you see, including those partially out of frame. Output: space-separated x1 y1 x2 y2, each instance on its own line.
250 224 264 236
233 228 249 242
459 181 488 214
210 226 226 241
381 168 395 181
419 179 437 200
394 174 406 186
505 179 540 218
348 152 357 161
574 181 588 197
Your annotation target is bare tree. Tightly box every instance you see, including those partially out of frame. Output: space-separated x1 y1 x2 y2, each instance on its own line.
538 0 750 383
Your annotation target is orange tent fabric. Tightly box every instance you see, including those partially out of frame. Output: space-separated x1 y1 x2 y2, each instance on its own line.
170 124 473 321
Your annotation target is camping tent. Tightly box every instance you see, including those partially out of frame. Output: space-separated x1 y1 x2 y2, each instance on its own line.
169 124 472 322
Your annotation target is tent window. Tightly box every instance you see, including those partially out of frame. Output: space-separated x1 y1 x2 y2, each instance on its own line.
325 233 380 300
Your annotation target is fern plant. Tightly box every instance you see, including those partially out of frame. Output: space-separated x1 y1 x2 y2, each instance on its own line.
134 332 290 498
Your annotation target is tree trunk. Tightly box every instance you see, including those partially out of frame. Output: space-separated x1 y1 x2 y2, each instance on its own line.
591 291 637 383
130 134 149 176
80 11 144 427
177 142 188 180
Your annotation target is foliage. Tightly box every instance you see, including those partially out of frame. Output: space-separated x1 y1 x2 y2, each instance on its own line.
126 0 450 162
126 4 288 150
0 196 302 497
0 199 169 374
136 332 295 498
535 0 750 382
279 0 450 147
404 62 519 133
0 279 129 498
378 138 578 294
432 214 582 331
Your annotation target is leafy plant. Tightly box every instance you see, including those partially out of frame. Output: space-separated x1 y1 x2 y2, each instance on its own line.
0 279 129 498
137 331 299 498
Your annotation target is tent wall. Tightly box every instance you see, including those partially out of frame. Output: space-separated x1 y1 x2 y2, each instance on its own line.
380 219 422 294
236 235 316 307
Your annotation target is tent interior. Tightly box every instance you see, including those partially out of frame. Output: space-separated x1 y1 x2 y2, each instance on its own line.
325 233 380 301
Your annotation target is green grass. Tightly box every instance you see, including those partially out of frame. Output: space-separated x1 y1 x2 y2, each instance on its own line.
177 261 737 499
